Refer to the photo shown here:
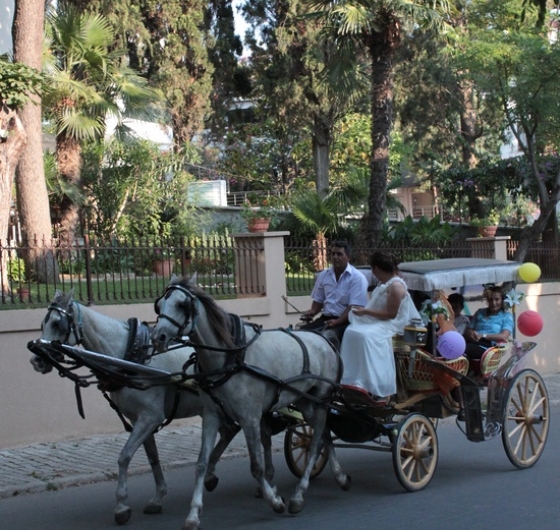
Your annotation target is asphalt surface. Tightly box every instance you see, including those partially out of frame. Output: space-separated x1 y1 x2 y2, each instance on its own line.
1 373 558 500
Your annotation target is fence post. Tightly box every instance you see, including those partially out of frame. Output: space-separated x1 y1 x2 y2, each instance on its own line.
83 235 94 305
232 231 289 297
466 235 511 260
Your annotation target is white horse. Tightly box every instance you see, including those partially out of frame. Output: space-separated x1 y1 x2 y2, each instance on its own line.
151 276 350 530
30 290 241 525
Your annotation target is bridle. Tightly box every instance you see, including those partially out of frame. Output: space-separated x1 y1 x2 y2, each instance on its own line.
154 284 199 338
43 301 84 345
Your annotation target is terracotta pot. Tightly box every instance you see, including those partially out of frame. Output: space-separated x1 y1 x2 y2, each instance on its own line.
477 225 498 237
17 287 31 301
247 217 271 233
152 259 175 276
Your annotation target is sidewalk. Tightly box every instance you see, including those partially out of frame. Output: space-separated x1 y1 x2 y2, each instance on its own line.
1 374 558 500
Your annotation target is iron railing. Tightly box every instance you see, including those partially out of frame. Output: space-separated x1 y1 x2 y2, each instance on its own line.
1 235 557 308
0 235 253 308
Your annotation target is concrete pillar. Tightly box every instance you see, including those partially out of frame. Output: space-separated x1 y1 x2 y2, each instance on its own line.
232 231 289 298
466 235 511 260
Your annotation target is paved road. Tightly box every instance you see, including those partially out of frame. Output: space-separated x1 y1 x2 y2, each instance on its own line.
1 374 558 501
2 410 560 530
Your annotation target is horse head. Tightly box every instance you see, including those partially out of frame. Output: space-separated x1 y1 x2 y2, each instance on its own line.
152 275 198 353
31 289 80 373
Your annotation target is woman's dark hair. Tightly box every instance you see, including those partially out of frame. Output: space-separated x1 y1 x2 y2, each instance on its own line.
370 250 399 274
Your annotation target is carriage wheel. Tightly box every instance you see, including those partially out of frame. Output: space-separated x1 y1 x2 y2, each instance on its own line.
502 369 549 469
284 422 329 479
392 413 438 492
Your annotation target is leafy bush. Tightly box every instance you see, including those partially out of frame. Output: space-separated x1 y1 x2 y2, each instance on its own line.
7 257 25 282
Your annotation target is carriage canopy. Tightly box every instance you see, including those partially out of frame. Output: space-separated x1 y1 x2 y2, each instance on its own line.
398 258 521 292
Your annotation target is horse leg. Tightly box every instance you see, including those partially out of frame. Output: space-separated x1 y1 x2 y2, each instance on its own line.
183 412 221 530
242 420 285 514
287 407 349 514
114 419 162 525
255 417 275 498
204 422 241 492
142 434 167 515
324 429 351 491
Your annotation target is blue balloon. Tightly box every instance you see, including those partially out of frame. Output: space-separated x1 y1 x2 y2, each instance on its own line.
437 331 466 360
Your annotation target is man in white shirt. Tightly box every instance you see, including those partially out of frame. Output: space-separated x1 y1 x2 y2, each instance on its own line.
300 241 369 348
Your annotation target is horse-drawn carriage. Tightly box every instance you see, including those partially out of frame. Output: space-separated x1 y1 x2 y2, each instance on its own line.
284 257 549 492
28 257 549 529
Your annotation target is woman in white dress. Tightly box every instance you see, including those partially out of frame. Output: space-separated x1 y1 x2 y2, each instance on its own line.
340 251 419 399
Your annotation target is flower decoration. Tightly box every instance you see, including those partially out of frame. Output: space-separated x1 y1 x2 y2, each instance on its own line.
504 289 525 308
240 192 277 221
420 299 451 324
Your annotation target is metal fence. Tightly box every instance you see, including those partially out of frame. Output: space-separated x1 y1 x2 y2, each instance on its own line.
0 235 259 308
506 240 560 280
1 235 558 308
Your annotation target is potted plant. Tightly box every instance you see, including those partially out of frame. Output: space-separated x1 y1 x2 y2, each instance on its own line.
152 248 175 276
470 209 500 237
240 193 277 232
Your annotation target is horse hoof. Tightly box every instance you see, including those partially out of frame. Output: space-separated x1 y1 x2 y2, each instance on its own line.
255 486 263 499
272 497 286 514
204 475 219 492
114 507 132 525
143 504 163 515
288 498 304 514
340 474 352 491
182 520 200 530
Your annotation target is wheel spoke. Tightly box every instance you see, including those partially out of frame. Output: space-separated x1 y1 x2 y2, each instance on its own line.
502 370 549 469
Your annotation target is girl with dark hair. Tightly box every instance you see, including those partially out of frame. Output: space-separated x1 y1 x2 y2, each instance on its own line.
340 251 421 399
463 286 513 360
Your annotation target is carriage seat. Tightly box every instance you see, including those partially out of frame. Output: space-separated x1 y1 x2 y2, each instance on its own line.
468 343 508 378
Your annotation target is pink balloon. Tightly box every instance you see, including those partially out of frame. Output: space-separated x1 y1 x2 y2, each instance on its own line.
437 331 466 360
517 310 544 337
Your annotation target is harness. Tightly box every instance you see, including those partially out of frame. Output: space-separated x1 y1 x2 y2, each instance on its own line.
39 306 187 432
155 284 341 423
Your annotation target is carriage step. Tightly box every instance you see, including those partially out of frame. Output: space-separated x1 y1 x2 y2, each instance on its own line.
340 385 388 408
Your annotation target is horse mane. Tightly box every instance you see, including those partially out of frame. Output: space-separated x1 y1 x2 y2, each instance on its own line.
176 277 236 349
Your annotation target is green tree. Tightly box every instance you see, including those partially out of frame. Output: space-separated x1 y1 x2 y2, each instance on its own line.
0 59 42 291
242 0 367 196
459 18 560 259
307 0 454 246
43 2 162 243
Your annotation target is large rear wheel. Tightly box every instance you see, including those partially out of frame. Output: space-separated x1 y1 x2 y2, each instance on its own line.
502 369 549 469
392 413 438 492
284 422 329 479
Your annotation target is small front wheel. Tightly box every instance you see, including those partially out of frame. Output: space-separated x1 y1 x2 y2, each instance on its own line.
502 369 549 469
392 413 438 492
284 422 329 479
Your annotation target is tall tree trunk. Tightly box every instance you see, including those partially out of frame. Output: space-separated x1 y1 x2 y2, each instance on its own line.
56 134 82 245
461 81 484 219
12 0 57 282
312 117 330 198
0 104 27 293
364 31 397 248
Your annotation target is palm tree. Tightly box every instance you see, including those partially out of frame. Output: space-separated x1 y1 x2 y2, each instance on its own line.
307 0 453 247
290 190 343 271
42 2 162 244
